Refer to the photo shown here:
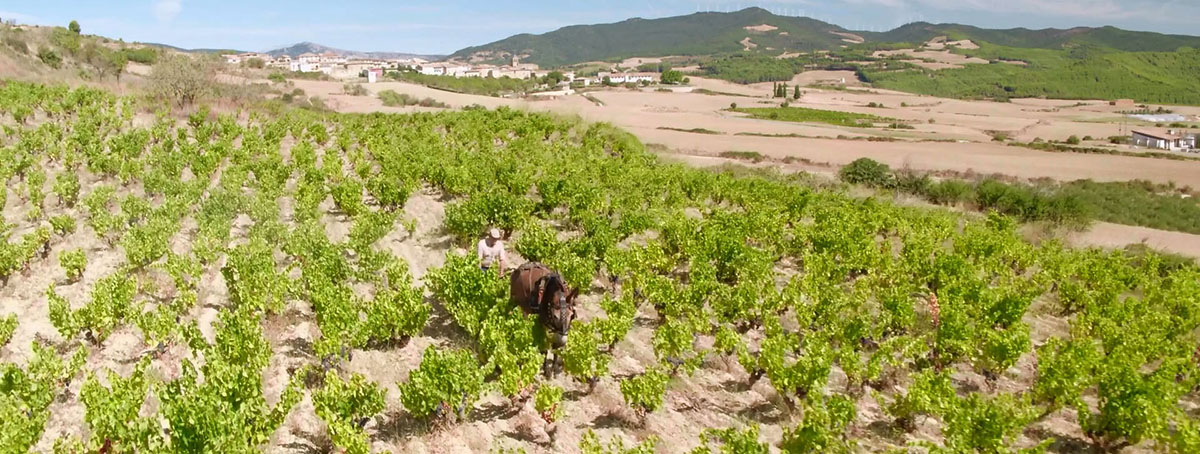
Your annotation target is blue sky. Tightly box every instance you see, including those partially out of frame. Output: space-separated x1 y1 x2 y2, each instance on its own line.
1 0 1197 54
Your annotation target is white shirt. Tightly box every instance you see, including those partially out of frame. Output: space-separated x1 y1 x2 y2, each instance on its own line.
477 239 506 267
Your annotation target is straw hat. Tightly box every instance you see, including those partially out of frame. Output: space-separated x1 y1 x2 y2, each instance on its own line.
488 228 501 239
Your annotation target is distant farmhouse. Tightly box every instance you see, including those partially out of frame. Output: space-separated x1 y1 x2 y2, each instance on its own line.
1131 129 1197 152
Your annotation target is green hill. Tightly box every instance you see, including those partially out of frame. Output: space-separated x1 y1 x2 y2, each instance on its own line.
452 8 1200 68
450 8 852 67
863 22 1200 53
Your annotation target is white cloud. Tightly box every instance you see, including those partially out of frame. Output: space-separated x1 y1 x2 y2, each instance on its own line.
153 0 182 24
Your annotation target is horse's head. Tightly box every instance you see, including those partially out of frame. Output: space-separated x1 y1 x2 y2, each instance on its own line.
542 274 578 347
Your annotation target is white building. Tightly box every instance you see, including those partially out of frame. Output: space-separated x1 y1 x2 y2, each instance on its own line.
417 63 470 76
417 63 445 75
289 61 319 73
319 51 347 65
626 72 657 83
1132 129 1196 151
297 53 321 64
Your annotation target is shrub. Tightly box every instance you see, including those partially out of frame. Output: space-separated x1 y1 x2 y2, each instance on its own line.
2 31 27 54
49 214 77 236
893 171 931 193
59 248 87 281
68 20 81 34
313 371 385 454
973 179 1088 224
50 27 80 54
719 150 766 163
38 48 62 69
53 172 81 207
619 367 669 416
343 83 368 96
534 385 564 423
399 347 484 420
560 321 611 386
1066 135 1081 145
924 180 974 205
838 158 893 188
730 102 737 109
377 90 448 108
580 430 658 454
121 47 158 64
244 58 265 69
361 261 429 345
0 315 14 348
267 72 286 83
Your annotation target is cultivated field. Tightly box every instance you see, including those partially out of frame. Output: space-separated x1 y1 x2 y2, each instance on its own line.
4 79 1200 454
254 72 1200 258
281 76 1200 187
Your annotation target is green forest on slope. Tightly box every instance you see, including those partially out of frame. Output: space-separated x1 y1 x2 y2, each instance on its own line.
862 22 1200 53
860 43 1200 105
451 8 853 67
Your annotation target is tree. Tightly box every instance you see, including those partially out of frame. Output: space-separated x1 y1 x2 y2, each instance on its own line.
150 54 219 107
108 51 128 83
661 69 683 85
793 85 800 99
68 20 81 34
543 70 565 85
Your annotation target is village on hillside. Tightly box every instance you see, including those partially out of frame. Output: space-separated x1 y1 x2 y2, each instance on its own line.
220 51 662 89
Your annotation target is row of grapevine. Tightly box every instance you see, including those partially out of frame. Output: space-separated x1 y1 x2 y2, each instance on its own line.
0 78 1197 453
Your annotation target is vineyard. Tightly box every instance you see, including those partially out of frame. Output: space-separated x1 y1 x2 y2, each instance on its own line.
0 78 1198 453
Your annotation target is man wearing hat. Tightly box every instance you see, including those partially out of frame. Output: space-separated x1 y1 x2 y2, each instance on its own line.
477 228 508 277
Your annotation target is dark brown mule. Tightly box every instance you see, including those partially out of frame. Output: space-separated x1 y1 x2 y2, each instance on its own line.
510 262 578 374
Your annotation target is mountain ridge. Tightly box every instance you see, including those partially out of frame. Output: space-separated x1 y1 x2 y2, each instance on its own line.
265 41 443 60
451 7 1200 67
